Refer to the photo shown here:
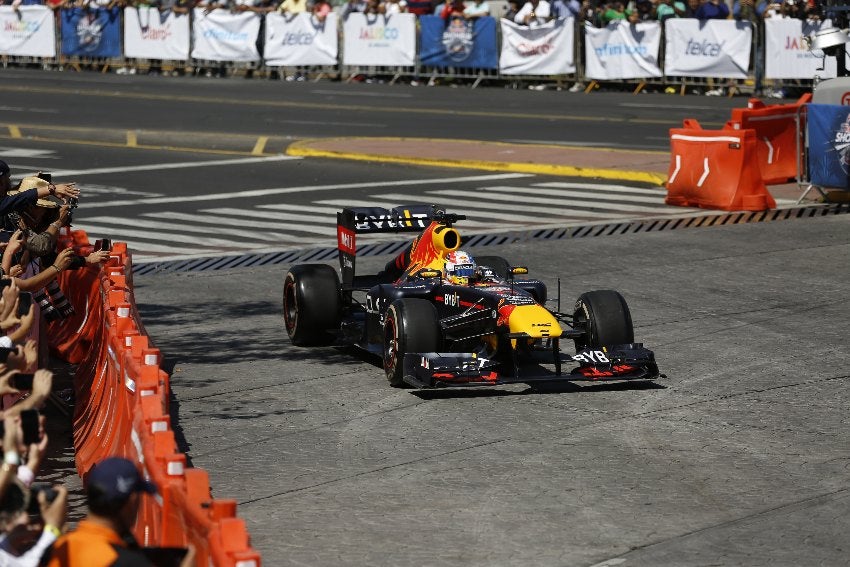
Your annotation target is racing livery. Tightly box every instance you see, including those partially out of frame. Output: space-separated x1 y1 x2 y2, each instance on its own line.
283 205 661 388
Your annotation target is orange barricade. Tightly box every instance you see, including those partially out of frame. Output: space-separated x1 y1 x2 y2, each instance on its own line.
727 93 811 185
666 119 777 212
48 233 262 567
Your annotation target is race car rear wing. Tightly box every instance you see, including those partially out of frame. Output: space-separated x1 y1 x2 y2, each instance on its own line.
336 204 464 288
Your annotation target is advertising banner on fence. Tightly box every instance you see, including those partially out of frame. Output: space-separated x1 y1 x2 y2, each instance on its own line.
664 19 751 79
265 13 338 66
584 20 661 80
192 8 260 62
61 7 121 57
0 6 55 57
341 13 415 67
499 18 574 76
419 15 498 70
124 7 190 60
807 103 850 190
765 18 838 79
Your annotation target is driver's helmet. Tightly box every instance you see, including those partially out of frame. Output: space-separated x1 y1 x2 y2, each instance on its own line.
444 250 476 285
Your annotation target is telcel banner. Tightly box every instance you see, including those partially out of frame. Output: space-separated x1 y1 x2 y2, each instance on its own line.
342 13 416 67
0 6 55 57
265 13 338 66
499 17 574 76
124 7 190 61
664 19 751 79
765 18 838 79
191 8 260 62
807 103 850 190
584 20 661 80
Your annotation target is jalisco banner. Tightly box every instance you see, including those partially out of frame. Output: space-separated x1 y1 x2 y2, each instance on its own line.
764 18 838 80
265 12 338 66
61 7 121 58
664 18 751 79
124 7 191 61
0 5 55 57
191 8 260 62
584 20 661 80
342 12 415 67
419 15 499 70
499 17 574 76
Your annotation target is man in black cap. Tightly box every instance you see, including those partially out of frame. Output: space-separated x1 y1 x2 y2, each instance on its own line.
41 457 194 567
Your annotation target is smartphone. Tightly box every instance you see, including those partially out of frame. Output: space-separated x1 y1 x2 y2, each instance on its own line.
37 173 52 183
141 547 189 567
95 238 111 252
0 347 12 364
17 292 32 318
27 482 59 515
20 409 40 445
11 373 33 390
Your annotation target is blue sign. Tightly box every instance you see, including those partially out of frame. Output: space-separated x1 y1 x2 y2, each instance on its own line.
419 15 498 70
808 103 850 190
61 7 121 58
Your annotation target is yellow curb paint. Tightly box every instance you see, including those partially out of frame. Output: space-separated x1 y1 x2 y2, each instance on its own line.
127 131 138 147
252 136 269 156
8 126 21 138
286 145 668 186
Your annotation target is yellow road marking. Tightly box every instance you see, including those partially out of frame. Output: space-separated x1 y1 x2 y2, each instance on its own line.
127 131 137 147
251 136 269 155
8 125 21 138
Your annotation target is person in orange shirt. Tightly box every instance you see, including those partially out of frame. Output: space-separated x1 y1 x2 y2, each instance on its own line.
41 457 194 567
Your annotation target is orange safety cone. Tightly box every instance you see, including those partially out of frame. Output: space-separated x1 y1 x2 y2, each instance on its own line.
666 119 777 211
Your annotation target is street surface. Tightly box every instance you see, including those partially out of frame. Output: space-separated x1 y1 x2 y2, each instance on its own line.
2 69 847 566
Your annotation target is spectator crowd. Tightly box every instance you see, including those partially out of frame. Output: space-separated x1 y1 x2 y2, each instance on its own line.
0 160 193 566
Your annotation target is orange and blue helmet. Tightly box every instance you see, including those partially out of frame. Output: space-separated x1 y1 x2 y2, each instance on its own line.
444 250 476 285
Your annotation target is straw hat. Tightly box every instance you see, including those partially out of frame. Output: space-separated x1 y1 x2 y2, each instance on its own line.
9 177 60 208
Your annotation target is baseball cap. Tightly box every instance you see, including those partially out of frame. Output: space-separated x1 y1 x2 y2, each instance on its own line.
0 160 9 177
86 457 157 503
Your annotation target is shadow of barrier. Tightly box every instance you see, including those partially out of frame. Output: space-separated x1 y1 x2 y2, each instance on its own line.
46 229 262 567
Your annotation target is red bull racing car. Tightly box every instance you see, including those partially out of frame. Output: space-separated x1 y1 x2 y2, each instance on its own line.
283 205 661 389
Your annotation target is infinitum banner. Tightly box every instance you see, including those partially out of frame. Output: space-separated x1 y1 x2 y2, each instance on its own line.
584 20 661 80
191 8 260 62
0 6 55 57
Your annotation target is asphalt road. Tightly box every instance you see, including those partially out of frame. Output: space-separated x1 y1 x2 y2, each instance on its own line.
134 212 850 567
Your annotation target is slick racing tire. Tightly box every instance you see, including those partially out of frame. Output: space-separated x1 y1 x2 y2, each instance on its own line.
475 255 511 280
283 264 342 346
573 290 634 351
383 298 441 387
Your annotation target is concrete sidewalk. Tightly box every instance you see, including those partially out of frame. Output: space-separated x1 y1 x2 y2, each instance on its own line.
285 136 813 203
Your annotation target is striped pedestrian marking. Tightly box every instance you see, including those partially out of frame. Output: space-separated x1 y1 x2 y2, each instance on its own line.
78 180 714 262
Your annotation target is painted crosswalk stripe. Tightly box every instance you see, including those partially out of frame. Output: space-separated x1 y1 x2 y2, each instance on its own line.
363 194 630 220
256 201 493 227
72 225 234 253
429 188 683 214
71 223 269 248
473 185 677 205
149 211 336 237
85 216 286 242
534 181 669 195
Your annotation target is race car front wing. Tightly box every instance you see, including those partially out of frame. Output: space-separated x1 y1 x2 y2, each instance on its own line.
402 343 662 389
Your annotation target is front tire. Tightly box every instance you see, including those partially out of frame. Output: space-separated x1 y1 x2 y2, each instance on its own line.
573 290 634 351
383 299 441 387
283 264 341 346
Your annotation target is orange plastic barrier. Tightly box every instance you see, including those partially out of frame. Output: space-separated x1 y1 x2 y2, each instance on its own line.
47 234 262 567
666 119 777 212
727 93 811 185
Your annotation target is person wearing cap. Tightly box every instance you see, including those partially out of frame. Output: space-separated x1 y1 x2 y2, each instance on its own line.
0 162 79 220
41 457 194 567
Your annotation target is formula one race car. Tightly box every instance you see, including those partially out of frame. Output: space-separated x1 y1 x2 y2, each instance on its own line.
283 205 661 389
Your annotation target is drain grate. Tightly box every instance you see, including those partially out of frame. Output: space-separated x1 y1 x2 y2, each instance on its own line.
133 203 850 276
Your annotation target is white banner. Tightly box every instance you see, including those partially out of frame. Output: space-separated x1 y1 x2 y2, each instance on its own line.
342 13 416 67
498 18 574 76
664 19 751 79
765 18 838 79
584 20 661 80
0 6 56 58
191 8 260 62
264 12 338 66
124 7 190 60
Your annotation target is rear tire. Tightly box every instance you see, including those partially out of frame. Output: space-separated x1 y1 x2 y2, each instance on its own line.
283 264 341 346
383 299 441 387
573 290 634 351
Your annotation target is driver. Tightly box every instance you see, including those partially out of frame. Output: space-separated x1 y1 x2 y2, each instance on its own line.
444 250 476 285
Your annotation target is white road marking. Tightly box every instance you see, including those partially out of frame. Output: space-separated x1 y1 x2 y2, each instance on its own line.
431 188 675 214
368 194 629 220
533 182 667 195
310 89 414 98
82 173 534 208
71 223 255 247
148 211 336 237
86 216 286 242
0 148 58 159
0 106 60 113
257 201 494 227
446 185 676 205
49 155 299 177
